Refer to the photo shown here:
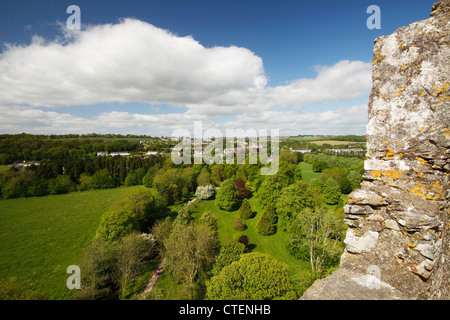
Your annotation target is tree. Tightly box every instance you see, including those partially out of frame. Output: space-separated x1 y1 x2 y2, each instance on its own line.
215 179 239 211
276 180 315 230
211 240 245 276
206 252 296 300
347 170 363 191
90 168 115 189
48 175 76 194
115 232 156 299
322 178 341 205
312 160 328 172
257 174 289 209
339 176 353 194
164 224 219 293
124 171 139 186
195 184 215 200
233 177 250 199
210 164 224 185
168 183 181 204
172 205 193 231
256 203 277 236
199 210 217 230
286 207 345 275
95 207 140 242
78 238 119 299
79 172 92 191
151 217 173 257
197 167 212 187
238 198 253 220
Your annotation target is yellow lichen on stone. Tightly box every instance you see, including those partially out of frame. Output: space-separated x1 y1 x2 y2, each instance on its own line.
416 157 427 163
385 147 395 159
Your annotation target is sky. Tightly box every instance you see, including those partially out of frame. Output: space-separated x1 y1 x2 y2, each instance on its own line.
0 0 435 137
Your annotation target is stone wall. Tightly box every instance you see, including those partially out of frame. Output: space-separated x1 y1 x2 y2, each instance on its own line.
301 0 449 300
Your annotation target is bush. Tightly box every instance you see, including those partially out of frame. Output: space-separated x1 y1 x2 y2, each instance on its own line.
237 235 249 247
233 217 246 231
195 184 215 200
256 203 277 236
238 198 253 220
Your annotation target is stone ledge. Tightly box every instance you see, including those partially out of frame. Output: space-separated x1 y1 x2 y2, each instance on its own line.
300 268 409 300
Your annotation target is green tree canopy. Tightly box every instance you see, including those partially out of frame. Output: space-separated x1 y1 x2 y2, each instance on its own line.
206 252 296 300
322 178 341 205
287 207 346 275
215 178 239 211
257 173 290 209
238 198 253 220
211 240 246 276
256 203 277 236
276 180 315 230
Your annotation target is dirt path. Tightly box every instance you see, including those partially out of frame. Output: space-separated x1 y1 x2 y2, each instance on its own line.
142 257 166 295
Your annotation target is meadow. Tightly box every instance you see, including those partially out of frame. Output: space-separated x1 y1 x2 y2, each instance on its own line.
0 186 142 299
311 140 361 146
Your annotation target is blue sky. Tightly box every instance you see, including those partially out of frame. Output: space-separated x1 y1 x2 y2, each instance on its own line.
0 0 435 136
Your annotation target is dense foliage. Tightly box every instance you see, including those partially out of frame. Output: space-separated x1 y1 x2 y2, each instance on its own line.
205 252 297 300
215 179 239 211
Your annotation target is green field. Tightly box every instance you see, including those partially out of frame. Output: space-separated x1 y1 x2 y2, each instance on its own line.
298 161 320 184
0 186 142 299
312 140 361 146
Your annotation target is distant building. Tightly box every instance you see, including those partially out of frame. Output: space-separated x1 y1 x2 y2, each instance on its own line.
8 161 40 169
325 148 364 153
289 147 311 153
109 151 131 157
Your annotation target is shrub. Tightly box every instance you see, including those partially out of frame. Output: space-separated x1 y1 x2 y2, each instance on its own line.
233 217 246 231
238 198 253 220
195 184 215 200
237 235 249 247
256 203 277 236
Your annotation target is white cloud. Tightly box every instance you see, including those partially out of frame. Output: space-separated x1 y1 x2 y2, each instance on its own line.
0 103 368 136
266 60 372 108
0 19 372 135
0 18 266 108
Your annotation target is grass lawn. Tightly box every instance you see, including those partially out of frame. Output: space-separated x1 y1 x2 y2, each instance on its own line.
0 186 142 299
298 161 320 184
